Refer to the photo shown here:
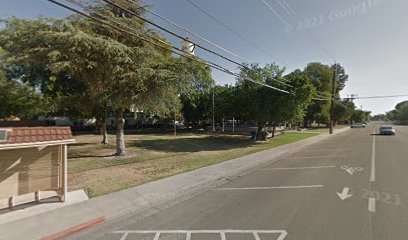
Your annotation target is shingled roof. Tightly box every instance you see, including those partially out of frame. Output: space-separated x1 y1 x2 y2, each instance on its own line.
0 127 74 145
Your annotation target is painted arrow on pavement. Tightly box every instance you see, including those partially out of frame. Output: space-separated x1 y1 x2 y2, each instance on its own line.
337 187 352 200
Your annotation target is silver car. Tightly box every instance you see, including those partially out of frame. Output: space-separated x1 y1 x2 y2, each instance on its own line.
351 123 366 128
379 125 396 135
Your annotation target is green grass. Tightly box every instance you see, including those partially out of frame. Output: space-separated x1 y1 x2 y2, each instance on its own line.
68 131 319 197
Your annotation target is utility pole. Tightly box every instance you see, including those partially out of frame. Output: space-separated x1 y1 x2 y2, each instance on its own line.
329 64 337 134
174 111 177 137
212 91 215 132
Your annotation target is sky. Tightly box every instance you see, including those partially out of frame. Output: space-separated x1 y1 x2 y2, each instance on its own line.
1 0 408 115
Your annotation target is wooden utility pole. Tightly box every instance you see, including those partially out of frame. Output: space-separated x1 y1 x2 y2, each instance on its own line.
212 92 215 132
174 111 177 137
329 64 337 134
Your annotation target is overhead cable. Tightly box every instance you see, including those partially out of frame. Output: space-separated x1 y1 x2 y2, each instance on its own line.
47 0 290 94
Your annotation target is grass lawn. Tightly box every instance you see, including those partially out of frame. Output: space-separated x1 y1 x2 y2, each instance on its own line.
68 130 320 197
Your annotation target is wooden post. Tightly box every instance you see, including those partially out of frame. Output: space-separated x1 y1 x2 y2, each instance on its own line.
9 196 15 209
60 145 68 202
35 190 41 203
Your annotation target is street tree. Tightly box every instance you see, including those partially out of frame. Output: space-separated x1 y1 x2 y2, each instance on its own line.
333 100 355 124
0 55 46 119
303 62 348 127
236 63 314 140
0 1 196 156
386 101 408 124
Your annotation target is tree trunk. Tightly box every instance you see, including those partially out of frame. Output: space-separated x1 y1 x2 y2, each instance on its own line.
272 124 276 138
115 109 126 156
303 119 309 128
256 122 267 141
100 117 108 145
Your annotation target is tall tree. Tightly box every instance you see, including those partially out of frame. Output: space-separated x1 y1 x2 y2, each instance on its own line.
386 101 408 124
0 1 196 155
0 57 45 119
303 62 348 127
333 100 355 124
180 62 215 127
236 63 314 140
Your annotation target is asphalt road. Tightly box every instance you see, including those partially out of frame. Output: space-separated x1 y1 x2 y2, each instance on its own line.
68 122 408 240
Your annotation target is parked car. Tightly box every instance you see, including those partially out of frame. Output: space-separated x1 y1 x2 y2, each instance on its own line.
351 123 366 128
379 125 396 135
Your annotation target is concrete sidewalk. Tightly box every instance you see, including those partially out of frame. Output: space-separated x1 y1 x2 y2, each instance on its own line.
0 127 350 240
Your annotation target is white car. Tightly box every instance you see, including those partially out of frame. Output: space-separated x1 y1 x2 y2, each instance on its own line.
379 125 396 135
351 123 366 128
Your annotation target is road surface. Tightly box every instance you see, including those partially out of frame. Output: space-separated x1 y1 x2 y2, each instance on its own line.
67 122 408 240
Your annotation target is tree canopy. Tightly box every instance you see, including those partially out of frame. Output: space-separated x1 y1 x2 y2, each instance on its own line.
0 0 206 155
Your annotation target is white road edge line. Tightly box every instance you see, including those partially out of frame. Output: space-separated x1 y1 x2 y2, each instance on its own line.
259 166 336 170
285 155 346 159
370 132 376 182
368 198 376 212
214 185 324 190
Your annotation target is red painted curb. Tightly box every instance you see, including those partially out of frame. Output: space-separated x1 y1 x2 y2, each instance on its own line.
41 217 105 240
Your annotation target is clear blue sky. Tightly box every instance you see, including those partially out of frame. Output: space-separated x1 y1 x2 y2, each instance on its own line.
2 0 408 114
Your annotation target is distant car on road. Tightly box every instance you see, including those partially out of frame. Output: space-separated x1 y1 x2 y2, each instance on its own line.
351 123 366 128
379 125 396 135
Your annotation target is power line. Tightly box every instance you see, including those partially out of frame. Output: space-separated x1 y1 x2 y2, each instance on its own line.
281 0 296 15
316 91 331 97
334 100 348 109
345 94 408 100
47 0 290 94
259 0 290 25
275 0 294 17
127 0 293 87
101 0 250 71
126 0 251 64
263 0 335 63
312 97 330 101
101 0 293 88
185 0 291 69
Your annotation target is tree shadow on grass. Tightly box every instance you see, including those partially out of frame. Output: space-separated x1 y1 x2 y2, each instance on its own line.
129 136 256 153
70 142 96 147
69 153 117 159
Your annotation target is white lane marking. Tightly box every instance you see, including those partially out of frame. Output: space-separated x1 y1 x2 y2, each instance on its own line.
285 155 346 159
305 148 349 150
370 133 376 182
253 232 261 240
119 232 129 240
214 185 324 190
368 198 376 212
259 166 336 170
186 232 191 240
337 187 352 200
341 165 364 175
114 230 288 240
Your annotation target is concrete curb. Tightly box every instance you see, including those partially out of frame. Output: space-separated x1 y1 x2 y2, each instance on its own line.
0 127 350 240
